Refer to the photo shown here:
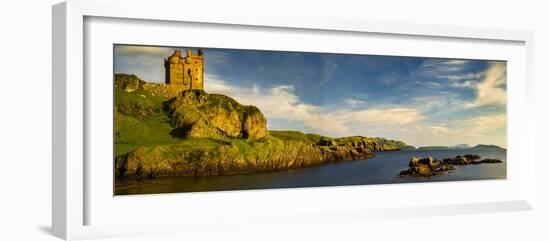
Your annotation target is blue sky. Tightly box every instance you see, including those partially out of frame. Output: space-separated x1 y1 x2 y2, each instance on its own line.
114 45 507 147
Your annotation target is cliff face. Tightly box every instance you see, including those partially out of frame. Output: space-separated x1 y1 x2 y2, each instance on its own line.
165 90 268 141
115 137 375 178
114 74 411 179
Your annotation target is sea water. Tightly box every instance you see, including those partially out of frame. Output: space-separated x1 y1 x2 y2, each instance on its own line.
115 148 506 195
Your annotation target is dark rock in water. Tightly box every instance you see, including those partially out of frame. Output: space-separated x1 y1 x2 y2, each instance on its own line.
400 154 501 177
441 154 481 165
471 158 503 165
463 154 481 161
400 156 454 177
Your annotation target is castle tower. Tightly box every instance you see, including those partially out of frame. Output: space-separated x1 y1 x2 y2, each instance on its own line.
164 50 184 85
164 48 204 90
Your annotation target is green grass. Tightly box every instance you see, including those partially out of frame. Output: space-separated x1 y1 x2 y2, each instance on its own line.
269 130 324 144
115 112 182 156
115 88 166 119
114 83 182 156
113 77 269 157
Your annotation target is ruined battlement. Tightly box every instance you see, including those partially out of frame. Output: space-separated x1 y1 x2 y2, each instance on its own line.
164 48 204 90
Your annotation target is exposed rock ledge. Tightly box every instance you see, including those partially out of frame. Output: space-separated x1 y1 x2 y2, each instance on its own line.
115 142 375 178
399 155 503 177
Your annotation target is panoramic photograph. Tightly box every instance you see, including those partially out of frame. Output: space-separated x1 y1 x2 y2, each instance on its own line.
113 44 507 195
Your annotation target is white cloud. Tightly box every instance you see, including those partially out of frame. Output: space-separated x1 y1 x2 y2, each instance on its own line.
202 60 506 147
378 72 400 85
321 57 338 83
343 98 365 107
465 62 506 108
460 114 506 137
446 72 484 81
444 60 469 65
450 80 476 88
114 45 171 56
342 108 424 125
416 59 470 75
205 74 424 136
384 113 506 148
429 126 449 135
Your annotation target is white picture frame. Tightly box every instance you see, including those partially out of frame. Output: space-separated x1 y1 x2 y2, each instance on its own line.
52 0 535 240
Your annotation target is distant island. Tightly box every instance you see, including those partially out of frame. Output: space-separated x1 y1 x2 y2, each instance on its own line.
417 144 505 150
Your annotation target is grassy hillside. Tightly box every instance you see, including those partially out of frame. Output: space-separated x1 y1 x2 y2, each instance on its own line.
269 130 323 144
114 74 414 178
114 82 182 156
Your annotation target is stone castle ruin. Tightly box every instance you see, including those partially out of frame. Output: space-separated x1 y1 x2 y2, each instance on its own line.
164 48 204 90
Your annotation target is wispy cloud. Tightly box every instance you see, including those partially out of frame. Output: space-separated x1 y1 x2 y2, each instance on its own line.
465 62 506 108
320 56 339 84
343 98 365 107
342 108 424 126
414 59 471 76
456 114 507 138
114 45 176 83
444 60 469 65
114 45 171 56
429 126 450 135
445 72 485 81
377 72 400 85
205 74 424 136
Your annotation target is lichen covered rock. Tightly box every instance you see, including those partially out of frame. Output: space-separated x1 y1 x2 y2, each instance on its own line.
115 136 376 178
400 154 502 177
165 90 269 141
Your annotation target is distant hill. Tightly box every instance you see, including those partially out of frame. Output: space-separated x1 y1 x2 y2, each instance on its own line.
452 144 471 149
418 144 503 150
418 146 450 150
473 144 505 149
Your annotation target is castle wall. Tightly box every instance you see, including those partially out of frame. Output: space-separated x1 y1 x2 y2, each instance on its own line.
164 49 204 90
189 55 204 90
165 59 184 85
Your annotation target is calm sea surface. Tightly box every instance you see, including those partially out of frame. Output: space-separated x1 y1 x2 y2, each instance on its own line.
115 149 506 195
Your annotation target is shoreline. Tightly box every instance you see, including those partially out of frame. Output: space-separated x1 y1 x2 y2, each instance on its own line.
114 148 506 195
115 148 377 180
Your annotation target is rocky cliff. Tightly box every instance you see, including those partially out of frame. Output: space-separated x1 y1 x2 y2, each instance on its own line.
165 90 268 141
115 136 376 178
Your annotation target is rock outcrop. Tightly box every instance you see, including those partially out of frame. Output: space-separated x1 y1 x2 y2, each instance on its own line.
399 155 502 177
115 73 182 98
165 90 269 141
115 137 375 178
